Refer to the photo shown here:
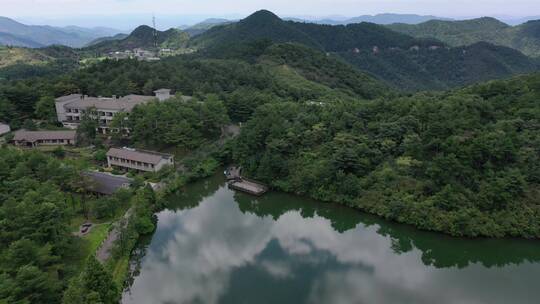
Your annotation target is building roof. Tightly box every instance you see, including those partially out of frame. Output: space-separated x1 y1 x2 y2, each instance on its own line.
107 147 173 165
83 171 132 195
61 95 155 111
55 94 82 103
13 130 76 142
154 88 171 93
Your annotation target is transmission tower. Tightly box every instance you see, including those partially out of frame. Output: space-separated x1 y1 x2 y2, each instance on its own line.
152 14 158 50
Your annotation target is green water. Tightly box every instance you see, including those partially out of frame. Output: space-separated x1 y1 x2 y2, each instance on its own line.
122 174 540 304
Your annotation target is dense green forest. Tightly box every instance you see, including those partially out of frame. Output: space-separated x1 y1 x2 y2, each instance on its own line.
0 42 387 125
191 10 540 90
2 7 540 303
0 92 230 303
388 17 540 58
0 148 80 303
85 26 189 55
122 94 230 149
0 148 132 303
231 73 540 238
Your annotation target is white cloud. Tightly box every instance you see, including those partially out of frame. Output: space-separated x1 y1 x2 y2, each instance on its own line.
121 185 540 304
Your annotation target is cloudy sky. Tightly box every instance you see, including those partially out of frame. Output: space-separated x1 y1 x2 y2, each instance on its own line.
4 0 540 28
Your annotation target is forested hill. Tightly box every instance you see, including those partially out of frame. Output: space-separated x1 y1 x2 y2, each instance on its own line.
191 10 323 51
85 25 189 54
232 73 540 238
191 10 440 54
0 42 388 125
387 17 540 58
191 10 540 91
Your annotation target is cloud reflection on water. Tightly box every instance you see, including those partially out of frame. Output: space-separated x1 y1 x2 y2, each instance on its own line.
123 186 540 304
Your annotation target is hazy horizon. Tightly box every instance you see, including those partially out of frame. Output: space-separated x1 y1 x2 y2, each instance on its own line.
2 0 539 29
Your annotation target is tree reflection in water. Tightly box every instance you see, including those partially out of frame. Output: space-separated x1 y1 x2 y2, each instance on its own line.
123 174 540 304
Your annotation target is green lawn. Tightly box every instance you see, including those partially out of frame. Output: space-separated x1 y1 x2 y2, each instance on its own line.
83 223 111 255
110 256 130 287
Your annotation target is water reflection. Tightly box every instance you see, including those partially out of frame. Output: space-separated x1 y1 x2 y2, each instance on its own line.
122 175 540 304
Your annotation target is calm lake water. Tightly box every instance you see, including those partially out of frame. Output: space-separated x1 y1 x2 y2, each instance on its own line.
122 174 540 304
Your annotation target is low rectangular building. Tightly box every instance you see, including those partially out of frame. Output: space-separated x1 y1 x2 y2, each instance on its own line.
106 147 174 172
83 171 132 195
12 130 77 147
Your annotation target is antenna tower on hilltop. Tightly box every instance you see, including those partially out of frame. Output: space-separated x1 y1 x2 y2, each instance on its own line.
152 14 158 50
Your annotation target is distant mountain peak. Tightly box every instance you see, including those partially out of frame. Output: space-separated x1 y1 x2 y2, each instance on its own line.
130 25 155 36
243 10 281 23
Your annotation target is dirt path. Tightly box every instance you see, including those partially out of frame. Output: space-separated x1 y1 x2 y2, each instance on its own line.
96 208 133 263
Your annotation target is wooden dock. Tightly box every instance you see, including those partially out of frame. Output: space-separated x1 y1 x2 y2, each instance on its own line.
225 167 268 196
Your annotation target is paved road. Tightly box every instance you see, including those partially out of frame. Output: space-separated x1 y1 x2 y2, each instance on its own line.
96 208 133 262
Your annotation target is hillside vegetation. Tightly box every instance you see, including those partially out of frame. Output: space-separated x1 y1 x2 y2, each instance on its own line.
0 42 388 125
388 18 540 57
0 45 79 80
1 10 539 240
232 73 540 238
85 26 189 54
0 46 51 68
191 10 539 91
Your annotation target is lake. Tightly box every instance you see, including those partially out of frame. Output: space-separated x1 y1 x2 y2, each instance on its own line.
122 174 540 304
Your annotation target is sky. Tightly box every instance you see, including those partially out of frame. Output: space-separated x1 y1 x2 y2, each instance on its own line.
3 0 540 29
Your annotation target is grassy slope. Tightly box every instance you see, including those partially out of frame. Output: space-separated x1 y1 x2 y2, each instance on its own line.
0 46 51 68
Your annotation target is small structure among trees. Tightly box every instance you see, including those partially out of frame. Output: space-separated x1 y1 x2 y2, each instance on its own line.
106 147 174 172
12 130 77 147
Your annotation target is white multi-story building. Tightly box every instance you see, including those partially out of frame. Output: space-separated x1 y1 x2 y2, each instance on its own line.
55 90 178 134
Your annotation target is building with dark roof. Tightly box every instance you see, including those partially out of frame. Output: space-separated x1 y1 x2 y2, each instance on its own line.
106 147 174 172
83 171 132 195
12 130 76 147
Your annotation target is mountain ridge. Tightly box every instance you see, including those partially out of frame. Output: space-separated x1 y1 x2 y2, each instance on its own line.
0 16 124 48
85 25 189 53
191 10 539 91
290 13 453 25
387 17 540 57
